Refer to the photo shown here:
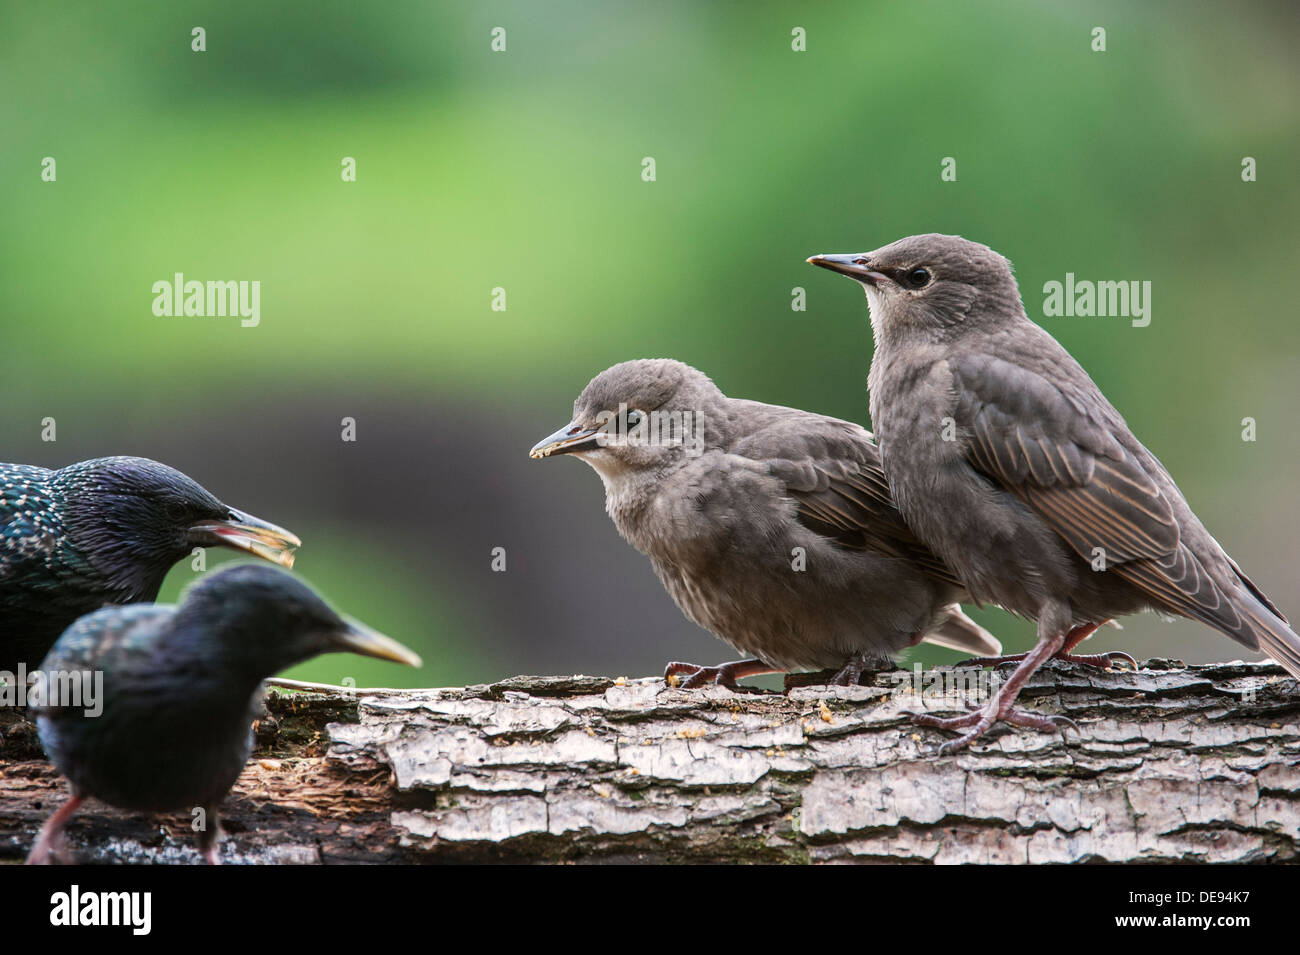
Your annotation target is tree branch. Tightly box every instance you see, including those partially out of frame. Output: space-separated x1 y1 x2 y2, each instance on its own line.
2 660 1297 863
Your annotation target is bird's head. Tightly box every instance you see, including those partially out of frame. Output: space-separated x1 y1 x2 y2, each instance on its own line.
529 359 720 481
56 456 300 598
175 564 421 678
807 234 1023 340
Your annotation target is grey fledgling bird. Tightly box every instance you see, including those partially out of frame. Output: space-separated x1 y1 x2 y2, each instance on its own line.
530 359 1000 689
810 234 1300 750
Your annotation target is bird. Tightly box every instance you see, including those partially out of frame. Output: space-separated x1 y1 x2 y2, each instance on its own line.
529 359 1001 690
809 234 1300 750
25 563 422 864
0 456 301 678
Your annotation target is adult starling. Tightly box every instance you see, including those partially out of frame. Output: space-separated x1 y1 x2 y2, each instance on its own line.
1 456 300 678
810 234 1300 750
26 563 421 864
530 359 1000 689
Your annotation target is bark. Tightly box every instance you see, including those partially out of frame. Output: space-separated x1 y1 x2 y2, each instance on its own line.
1 659 1297 864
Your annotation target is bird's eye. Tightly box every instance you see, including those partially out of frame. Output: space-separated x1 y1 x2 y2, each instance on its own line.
625 410 644 428
904 267 931 289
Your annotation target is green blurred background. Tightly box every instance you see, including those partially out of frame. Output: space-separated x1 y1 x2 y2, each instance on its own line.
2 1 1297 687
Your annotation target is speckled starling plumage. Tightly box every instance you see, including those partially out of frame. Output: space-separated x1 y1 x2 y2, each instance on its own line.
531 359 1000 689
810 234 1300 750
26 563 421 864
0 456 300 677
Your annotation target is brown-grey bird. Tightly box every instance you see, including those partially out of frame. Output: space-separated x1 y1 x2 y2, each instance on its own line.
529 359 1000 689
809 234 1300 750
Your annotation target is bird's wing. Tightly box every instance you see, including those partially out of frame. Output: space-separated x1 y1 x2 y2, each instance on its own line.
950 352 1267 648
0 464 62 581
32 604 175 715
733 415 964 588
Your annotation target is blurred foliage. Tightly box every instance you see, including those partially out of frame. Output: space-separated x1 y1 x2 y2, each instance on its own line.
2 1 1297 685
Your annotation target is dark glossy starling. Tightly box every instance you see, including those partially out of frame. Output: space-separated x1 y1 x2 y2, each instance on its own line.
810 234 1300 750
26 563 421 864
530 359 1000 689
1 456 300 678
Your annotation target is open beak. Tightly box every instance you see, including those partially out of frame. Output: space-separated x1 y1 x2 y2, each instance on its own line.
189 508 301 569
529 422 602 459
332 616 423 668
806 253 888 286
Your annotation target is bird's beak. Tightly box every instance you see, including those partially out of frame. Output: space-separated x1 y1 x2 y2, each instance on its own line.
331 616 423 668
529 422 602 459
806 253 887 286
188 509 301 569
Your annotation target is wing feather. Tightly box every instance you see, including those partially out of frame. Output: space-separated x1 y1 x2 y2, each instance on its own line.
949 353 1264 643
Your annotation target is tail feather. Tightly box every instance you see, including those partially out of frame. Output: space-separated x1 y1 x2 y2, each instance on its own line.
1240 598 1300 681
921 605 1001 657
1227 554 1289 624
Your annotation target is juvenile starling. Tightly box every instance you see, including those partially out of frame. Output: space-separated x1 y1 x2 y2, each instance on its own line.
810 234 1300 750
26 563 421 864
1 456 300 677
530 359 1000 689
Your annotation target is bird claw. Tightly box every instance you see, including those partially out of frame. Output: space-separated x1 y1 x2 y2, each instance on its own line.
913 705 1078 754
912 707 985 730
958 620 1139 673
828 656 870 686
25 826 73 864
25 794 82 865
958 649 1139 672
24 839 61 865
781 656 884 690
1003 710 1079 735
1051 650 1139 671
663 662 743 692
1100 650 1139 671
664 659 779 692
919 623 1107 752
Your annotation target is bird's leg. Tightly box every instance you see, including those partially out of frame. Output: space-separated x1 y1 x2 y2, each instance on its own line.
914 622 1078 753
196 808 223 865
781 655 893 690
956 620 1137 671
664 659 780 691
25 794 84 865
821 653 884 686
828 656 868 686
